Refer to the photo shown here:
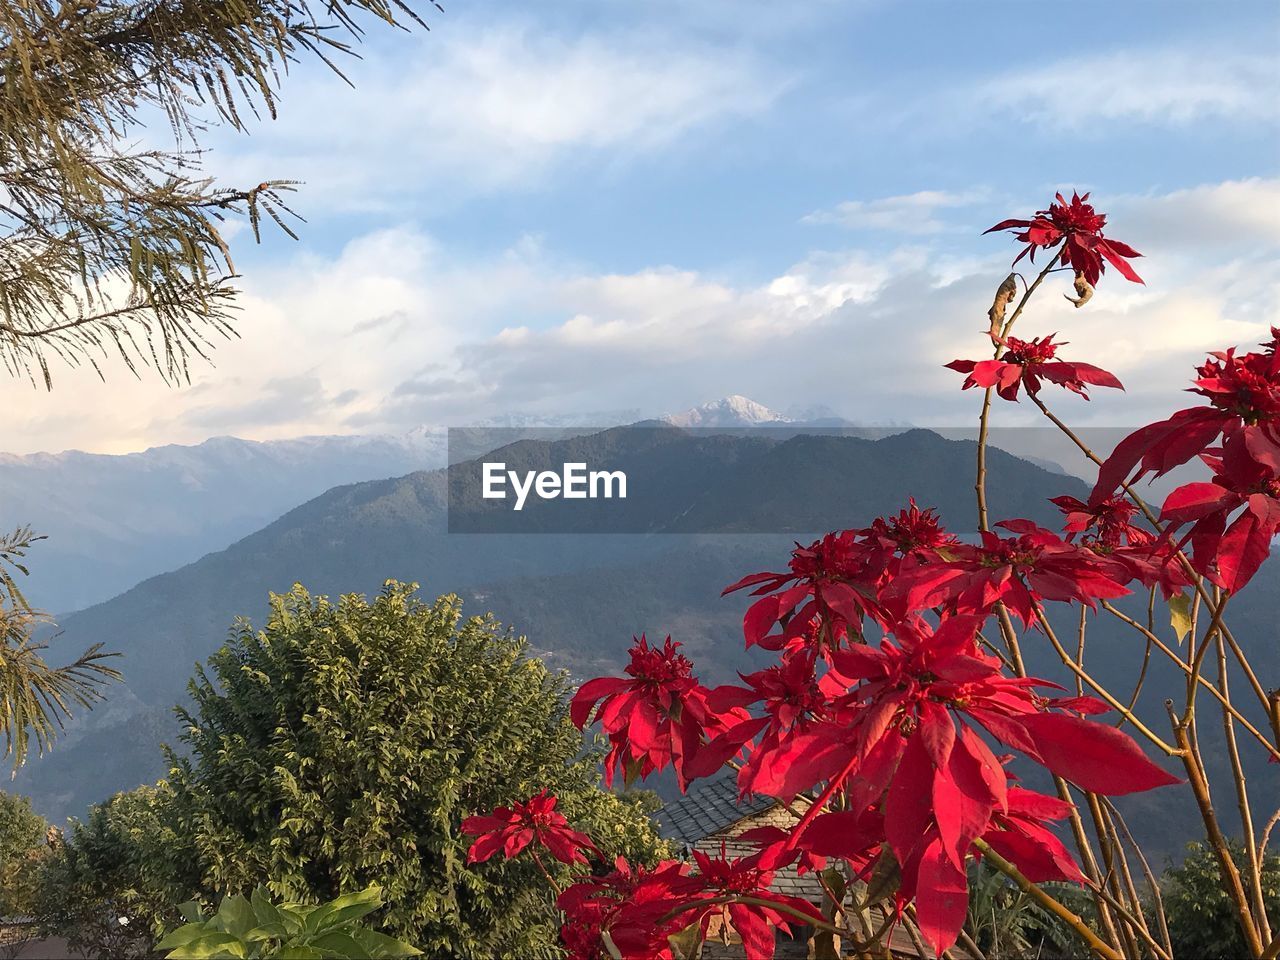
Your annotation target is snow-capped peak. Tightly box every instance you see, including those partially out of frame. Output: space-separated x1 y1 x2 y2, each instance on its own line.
662 396 793 428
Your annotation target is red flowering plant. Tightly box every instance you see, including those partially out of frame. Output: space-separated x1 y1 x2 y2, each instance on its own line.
459 193 1279 960
985 190 1144 286
946 333 1124 402
462 788 598 868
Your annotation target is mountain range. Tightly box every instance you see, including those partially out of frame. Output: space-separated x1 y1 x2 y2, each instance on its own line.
15 424 1071 817
3 397 854 613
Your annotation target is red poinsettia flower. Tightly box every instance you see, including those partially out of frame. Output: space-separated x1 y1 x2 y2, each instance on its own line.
946 334 1123 402
557 857 694 960
1049 494 1192 595
462 789 598 866
684 849 824 959
1160 442 1280 591
687 650 836 792
889 519 1132 626
730 607 1168 958
571 635 737 790
860 499 962 587
826 616 1178 803
822 619 1173 954
722 529 875 651
986 191 1144 286
723 504 959 654
1052 494 1152 549
1094 330 1280 502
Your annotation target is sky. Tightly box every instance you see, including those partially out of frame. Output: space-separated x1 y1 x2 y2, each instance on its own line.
4 0 1279 455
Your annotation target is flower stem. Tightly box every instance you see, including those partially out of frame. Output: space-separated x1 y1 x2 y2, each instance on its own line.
973 838 1123 960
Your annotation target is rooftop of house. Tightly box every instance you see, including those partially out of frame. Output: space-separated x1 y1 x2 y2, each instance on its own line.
652 775 776 845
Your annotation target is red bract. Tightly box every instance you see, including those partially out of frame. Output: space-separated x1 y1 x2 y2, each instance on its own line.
723 504 959 653
1160 442 1280 591
722 530 874 651
890 519 1132 626
1052 494 1152 549
695 615 1176 955
886 779 1088 956
1049 494 1193 595
861 499 961 586
571 635 733 791
946 334 1123 402
981 785 1087 885
821 620 1173 954
557 857 694 960
461 789 597 866
684 849 824 959
1093 332 1280 502
986 191 1144 286
826 617 1177 804
687 651 835 791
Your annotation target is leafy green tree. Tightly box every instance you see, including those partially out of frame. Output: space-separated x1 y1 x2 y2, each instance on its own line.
1162 841 1280 960
37 584 668 958
0 789 44 868
0 789 47 918
33 783 194 957
1 0 431 770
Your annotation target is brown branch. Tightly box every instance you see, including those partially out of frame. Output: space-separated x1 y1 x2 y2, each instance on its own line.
1217 631 1274 945
973 838 1123 960
1167 703 1265 956
1034 606 1178 754
1098 600 1279 760
1104 799 1173 959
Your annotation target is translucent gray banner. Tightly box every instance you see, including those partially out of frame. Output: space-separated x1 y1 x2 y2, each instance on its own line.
445 424 1196 534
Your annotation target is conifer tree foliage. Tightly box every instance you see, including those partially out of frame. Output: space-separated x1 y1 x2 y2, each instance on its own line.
1 526 119 769
0 0 433 385
157 583 666 959
0 0 430 769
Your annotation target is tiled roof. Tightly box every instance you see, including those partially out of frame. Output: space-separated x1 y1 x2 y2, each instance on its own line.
652 777 828 904
652 775 775 843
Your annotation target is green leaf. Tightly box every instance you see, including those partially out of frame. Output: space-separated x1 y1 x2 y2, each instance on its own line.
304 885 382 935
215 894 257 938
309 933 367 958
156 923 211 951
180 900 208 924
348 928 423 958
164 932 248 959
243 924 289 942
269 947 324 960
251 887 289 929
274 904 311 937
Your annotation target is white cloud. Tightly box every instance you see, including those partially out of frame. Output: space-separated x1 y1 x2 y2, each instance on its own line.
203 25 787 206
1109 178 1280 251
978 48 1278 130
802 190 988 233
4 179 1276 455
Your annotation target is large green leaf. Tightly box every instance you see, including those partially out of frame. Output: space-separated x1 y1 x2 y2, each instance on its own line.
303 885 382 935
215 894 257 939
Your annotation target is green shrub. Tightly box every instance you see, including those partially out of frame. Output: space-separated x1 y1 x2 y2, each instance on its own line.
0 789 47 918
1162 840 1280 960
36 583 667 959
33 783 195 957
156 885 418 959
